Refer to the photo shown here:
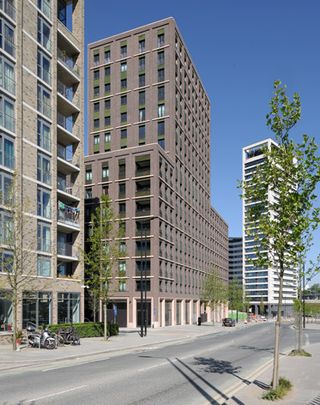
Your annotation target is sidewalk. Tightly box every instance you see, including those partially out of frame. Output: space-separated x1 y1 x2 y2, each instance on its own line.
0 322 249 373
225 326 320 405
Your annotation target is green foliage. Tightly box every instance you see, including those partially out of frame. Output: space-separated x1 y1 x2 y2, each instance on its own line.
289 349 311 357
294 299 320 315
228 280 243 311
262 377 292 401
202 269 228 310
48 322 119 338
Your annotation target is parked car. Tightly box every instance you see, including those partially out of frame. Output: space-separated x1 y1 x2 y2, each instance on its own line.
222 318 236 327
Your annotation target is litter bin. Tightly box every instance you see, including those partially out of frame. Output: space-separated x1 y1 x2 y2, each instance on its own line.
198 317 202 326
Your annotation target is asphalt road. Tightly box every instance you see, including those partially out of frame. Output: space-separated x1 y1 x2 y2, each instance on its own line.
0 322 317 405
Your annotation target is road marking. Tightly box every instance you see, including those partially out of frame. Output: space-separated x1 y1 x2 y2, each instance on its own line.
24 385 88 403
305 333 310 346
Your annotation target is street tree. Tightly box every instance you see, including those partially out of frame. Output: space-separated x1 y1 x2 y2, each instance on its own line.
241 81 320 389
83 196 121 340
0 177 39 350
228 280 243 322
202 268 228 324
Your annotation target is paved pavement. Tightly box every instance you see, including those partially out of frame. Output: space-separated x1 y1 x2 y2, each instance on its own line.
224 323 320 405
0 321 252 372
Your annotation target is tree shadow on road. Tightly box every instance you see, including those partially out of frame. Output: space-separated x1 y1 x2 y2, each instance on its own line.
238 345 273 353
193 357 250 385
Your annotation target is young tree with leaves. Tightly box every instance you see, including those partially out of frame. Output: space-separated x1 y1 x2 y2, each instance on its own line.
202 268 228 324
83 196 121 340
228 280 243 322
241 81 320 389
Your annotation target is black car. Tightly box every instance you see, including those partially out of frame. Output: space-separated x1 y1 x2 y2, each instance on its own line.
222 318 236 327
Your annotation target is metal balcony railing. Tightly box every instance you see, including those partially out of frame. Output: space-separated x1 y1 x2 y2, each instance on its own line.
58 202 80 227
57 241 78 258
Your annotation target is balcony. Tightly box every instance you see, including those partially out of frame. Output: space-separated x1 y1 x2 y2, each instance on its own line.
57 241 79 260
0 0 16 21
57 80 79 115
57 48 80 80
57 176 79 203
57 201 80 229
57 112 79 144
136 180 150 197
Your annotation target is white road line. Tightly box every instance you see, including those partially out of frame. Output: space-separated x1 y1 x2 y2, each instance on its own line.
24 385 88 403
305 333 310 346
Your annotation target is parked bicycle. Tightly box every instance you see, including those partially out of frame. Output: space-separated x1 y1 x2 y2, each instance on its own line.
56 326 80 345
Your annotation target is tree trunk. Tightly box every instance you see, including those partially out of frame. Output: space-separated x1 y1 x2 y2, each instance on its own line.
12 299 17 351
297 305 302 352
103 301 108 341
272 270 284 389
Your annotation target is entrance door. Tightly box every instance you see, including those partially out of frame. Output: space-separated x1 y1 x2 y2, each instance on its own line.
165 301 172 326
136 301 151 327
107 302 127 327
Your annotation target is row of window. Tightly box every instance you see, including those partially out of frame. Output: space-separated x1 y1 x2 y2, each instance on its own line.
93 32 165 66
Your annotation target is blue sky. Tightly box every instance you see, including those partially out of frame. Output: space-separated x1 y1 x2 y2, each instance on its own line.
85 1 320 247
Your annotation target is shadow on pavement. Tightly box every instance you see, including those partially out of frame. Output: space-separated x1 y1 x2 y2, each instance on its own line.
193 357 250 385
238 345 273 353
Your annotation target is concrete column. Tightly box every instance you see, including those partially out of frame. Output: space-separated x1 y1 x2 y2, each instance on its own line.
172 299 176 326
161 299 165 327
196 300 200 323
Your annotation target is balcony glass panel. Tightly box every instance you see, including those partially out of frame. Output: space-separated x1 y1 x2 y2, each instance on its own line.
58 48 79 77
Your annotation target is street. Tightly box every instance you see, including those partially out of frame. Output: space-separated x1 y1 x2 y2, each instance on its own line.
0 322 317 405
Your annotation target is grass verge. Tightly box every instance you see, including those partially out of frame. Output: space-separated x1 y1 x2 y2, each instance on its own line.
262 377 292 401
289 349 311 357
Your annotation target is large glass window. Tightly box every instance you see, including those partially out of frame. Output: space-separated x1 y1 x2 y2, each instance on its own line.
37 51 51 85
0 172 13 205
37 256 51 277
37 153 51 185
37 84 51 118
37 188 51 219
0 210 12 244
0 251 13 273
37 16 51 51
0 290 12 331
58 292 80 324
157 51 165 66
0 132 14 168
37 118 51 152
38 0 52 19
139 108 145 122
37 221 51 253
22 292 52 328
0 18 15 57
0 95 14 132
0 56 15 95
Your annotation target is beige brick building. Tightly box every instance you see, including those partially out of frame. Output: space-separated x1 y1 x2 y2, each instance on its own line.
0 0 85 332
85 18 228 328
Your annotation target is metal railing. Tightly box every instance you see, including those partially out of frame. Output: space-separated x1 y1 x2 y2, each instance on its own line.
0 0 16 21
58 203 80 227
57 48 80 77
57 241 78 258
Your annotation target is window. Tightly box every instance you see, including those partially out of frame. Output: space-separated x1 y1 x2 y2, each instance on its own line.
94 102 100 113
158 51 165 66
138 39 145 53
138 56 145 72
158 86 165 101
22 292 52 328
120 95 127 106
120 62 127 72
119 159 126 179
119 202 126 217
0 95 14 132
85 188 92 199
94 135 100 152
0 210 12 244
119 280 127 292
37 153 51 185
158 139 165 149
37 84 51 118
0 56 15 95
104 116 111 127
0 132 14 168
104 132 111 150
139 74 145 87
105 98 111 110
94 135 100 145
121 112 127 123
37 222 51 253
158 104 165 117
136 280 151 291
85 168 92 183
158 121 165 136
119 182 126 198
102 164 109 180
139 108 145 122
158 68 165 82
37 16 51 51
93 70 99 81
93 52 100 66
0 18 15 56
139 125 145 144
58 293 80 324
0 172 13 205
94 86 100 97
120 44 127 58
120 129 127 148
104 83 110 94
38 0 52 19
37 188 51 219
119 260 126 273
0 251 13 273
37 51 51 85
119 243 126 256
158 33 165 47
120 78 127 90
37 256 51 277
37 118 51 152
104 49 111 63
94 118 100 129
138 91 145 106
105 66 110 77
